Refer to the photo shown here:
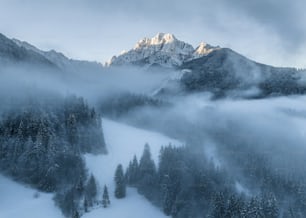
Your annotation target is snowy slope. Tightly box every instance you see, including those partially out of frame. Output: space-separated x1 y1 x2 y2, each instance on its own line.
108 33 219 68
84 119 182 218
0 175 63 218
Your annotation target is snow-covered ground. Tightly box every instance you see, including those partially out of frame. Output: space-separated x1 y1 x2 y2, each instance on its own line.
0 119 181 218
83 188 166 218
84 118 181 218
0 175 63 218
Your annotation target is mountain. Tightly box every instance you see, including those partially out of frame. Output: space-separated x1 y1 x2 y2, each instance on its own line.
2 31 306 98
107 33 219 68
108 32 306 98
0 32 103 73
179 48 306 98
0 33 57 69
12 38 103 73
152 47 306 98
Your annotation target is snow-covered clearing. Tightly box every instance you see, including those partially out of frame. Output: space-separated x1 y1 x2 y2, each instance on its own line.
84 118 181 218
0 175 63 218
0 119 181 218
83 188 166 218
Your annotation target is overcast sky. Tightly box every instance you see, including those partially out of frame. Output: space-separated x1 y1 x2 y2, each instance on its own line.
0 0 305 67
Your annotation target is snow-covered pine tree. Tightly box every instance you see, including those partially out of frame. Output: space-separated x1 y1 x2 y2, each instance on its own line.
72 210 80 218
139 143 156 177
161 175 174 216
211 192 226 218
66 113 79 152
137 143 157 200
85 174 98 207
262 193 279 218
114 164 126 199
102 185 111 208
126 155 139 186
84 197 89 213
225 195 244 217
246 196 264 218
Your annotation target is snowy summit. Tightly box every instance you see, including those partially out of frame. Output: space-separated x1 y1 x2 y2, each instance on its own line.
193 42 220 58
107 33 219 68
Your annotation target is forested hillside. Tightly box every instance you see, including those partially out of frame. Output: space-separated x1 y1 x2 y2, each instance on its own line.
0 94 106 217
124 144 306 218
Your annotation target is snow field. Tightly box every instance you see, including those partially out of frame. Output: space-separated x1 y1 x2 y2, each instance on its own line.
84 119 181 218
0 175 63 218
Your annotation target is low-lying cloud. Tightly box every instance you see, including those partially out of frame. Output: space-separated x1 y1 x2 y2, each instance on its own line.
124 93 306 179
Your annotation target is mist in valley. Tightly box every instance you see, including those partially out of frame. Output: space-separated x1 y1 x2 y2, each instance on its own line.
2 0 306 217
1 55 306 217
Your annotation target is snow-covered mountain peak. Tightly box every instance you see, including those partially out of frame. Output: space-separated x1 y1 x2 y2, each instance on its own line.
157 33 176 42
134 33 187 50
193 42 220 57
108 33 221 68
135 33 177 49
109 33 194 67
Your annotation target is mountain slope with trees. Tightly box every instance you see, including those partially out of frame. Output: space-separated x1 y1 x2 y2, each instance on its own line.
180 48 306 98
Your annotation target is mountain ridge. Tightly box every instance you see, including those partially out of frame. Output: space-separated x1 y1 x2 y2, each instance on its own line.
0 33 58 69
107 33 220 68
12 38 103 73
1 32 306 98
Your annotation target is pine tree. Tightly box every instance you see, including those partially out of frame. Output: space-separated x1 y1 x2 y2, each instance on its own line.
126 155 139 185
102 185 111 208
98 117 107 153
114 164 126 199
139 143 156 178
138 143 157 200
76 177 85 196
85 174 98 206
162 175 174 216
225 195 244 217
84 197 89 213
125 161 132 183
211 192 226 218
262 193 279 218
13 120 25 160
72 210 80 218
246 196 264 218
67 113 78 150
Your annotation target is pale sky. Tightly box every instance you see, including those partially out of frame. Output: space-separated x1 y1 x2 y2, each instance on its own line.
0 0 305 67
